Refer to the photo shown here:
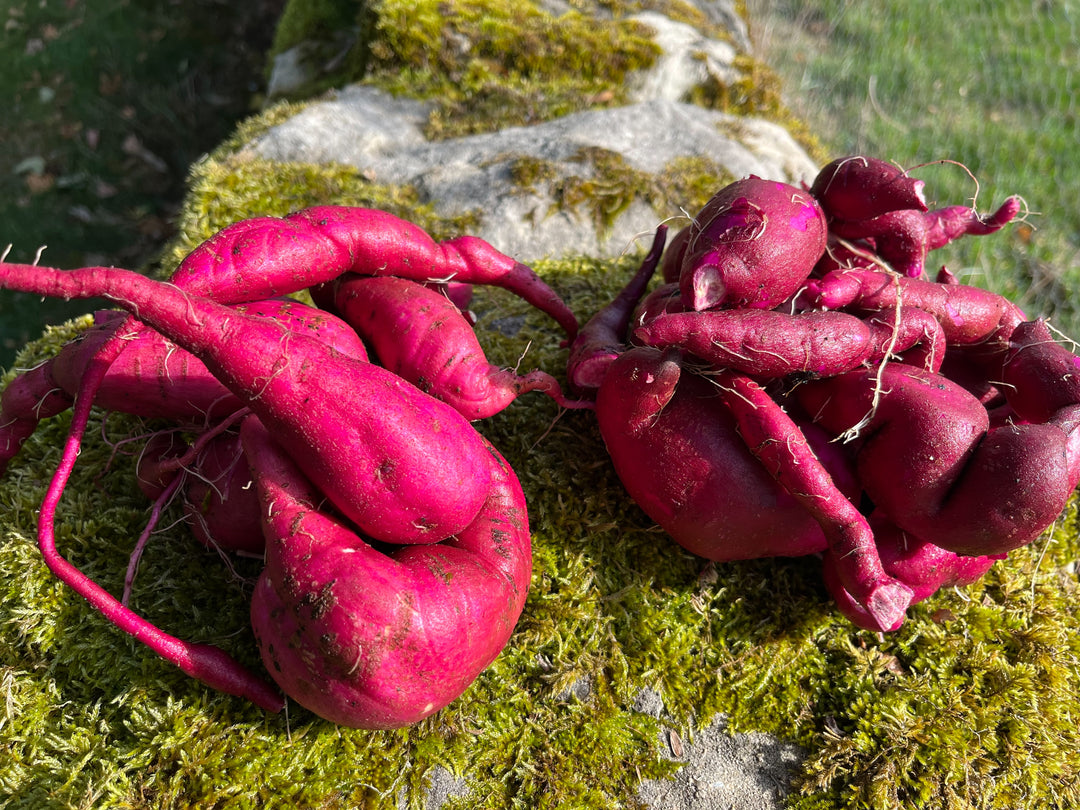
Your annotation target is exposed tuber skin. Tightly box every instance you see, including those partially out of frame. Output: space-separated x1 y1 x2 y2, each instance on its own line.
330 274 590 419
806 267 1026 347
674 177 828 312
822 514 998 631
711 369 912 631
809 155 928 222
796 363 1080 557
827 197 1022 278
0 299 368 475
566 225 666 391
0 260 504 708
633 309 878 379
1001 319 1080 423
244 417 531 729
594 346 910 631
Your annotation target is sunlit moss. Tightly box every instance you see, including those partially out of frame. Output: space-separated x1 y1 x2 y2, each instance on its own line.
3 4 1079 807
5 243 1080 807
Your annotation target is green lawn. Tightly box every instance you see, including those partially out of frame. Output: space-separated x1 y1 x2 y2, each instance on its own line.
749 0 1080 330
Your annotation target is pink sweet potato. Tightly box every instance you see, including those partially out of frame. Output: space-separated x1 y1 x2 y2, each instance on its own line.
808 267 1026 347
0 259 504 707
674 177 827 311
827 197 1021 278
0 298 367 474
595 347 911 630
632 309 876 379
566 226 666 391
1001 319 1080 423
809 155 928 221
796 363 1080 556
822 514 997 631
330 274 587 419
244 416 531 728
0 262 493 544
594 347 838 561
168 206 578 338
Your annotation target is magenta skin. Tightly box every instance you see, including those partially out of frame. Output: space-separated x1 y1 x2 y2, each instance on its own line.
0 298 367 475
181 432 264 554
244 418 531 729
594 347 911 631
676 177 827 311
808 268 1026 347
827 197 1022 278
594 347 837 562
822 515 998 632
331 274 588 419
632 309 876 379
810 156 928 221
566 226 666 391
0 261 493 545
284 206 578 339
166 206 577 339
796 363 1080 557
1002 319 1080 423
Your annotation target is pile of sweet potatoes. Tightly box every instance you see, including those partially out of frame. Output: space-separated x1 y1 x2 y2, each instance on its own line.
1 155 1077 730
0 208 583 727
569 157 1080 632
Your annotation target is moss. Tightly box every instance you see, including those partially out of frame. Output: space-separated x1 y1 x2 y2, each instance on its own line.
263 0 821 161
6 236 1080 807
370 0 660 139
687 53 828 164
509 149 735 234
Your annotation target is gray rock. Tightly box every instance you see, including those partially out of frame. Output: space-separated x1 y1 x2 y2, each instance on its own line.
250 0 815 262
638 716 805 810
628 11 739 103
244 87 816 260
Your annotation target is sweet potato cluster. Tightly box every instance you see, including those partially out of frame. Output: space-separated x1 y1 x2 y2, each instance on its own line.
569 157 1077 632
0 208 586 727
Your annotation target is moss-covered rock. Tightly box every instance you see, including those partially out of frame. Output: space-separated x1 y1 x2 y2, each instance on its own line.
3 253 1080 808
3 2 1077 809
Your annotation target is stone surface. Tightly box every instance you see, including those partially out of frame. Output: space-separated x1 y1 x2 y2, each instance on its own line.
249 1 817 262
638 716 805 810
244 86 816 261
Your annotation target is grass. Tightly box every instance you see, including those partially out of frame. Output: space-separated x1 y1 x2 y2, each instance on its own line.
746 0 1080 332
0 0 285 367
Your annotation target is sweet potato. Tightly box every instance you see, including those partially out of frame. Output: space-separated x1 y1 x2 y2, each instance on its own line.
632 309 876 379
827 197 1021 278
566 226 665 390
594 347 837 561
0 298 367 474
243 416 531 728
0 260 503 707
674 177 827 311
330 274 587 419
796 363 1080 556
810 155 928 221
595 347 911 630
822 514 998 631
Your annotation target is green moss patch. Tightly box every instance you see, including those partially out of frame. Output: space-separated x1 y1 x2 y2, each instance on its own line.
3 243 1080 807
509 149 735 235
262 0 818 154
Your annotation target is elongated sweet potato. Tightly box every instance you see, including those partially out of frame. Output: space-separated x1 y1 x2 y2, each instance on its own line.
330 274 586 419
